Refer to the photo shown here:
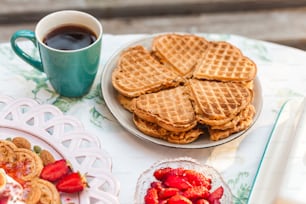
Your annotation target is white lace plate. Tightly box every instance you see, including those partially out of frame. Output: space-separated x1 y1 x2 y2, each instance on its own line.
0 95 120 204
101 34 263 148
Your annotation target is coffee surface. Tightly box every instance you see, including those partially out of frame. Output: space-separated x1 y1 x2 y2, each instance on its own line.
43 25 97 50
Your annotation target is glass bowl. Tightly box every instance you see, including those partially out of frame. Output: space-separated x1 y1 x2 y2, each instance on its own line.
134 157 232 204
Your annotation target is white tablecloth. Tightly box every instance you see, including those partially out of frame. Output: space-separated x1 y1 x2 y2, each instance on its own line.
0 34 305 203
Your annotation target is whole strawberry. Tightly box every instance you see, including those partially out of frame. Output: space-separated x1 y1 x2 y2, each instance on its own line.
56 172 88 193
40 159 71 182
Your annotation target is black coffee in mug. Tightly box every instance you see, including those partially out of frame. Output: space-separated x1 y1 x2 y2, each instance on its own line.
43 24 97 50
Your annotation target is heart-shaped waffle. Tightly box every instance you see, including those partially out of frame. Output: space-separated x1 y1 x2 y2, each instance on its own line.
208 104 256 141
152 34 209 77
193 41 257 82
133 86 197 132
188 79 252 124
133 115 203 144
112 45 183 98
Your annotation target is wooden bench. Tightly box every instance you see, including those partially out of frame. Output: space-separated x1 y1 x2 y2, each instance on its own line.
1 0 306 50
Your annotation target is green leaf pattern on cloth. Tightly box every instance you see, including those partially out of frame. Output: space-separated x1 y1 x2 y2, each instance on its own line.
227 172 252 204
0 34 305 203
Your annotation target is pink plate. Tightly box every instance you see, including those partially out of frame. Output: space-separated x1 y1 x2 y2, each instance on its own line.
0 95 120 204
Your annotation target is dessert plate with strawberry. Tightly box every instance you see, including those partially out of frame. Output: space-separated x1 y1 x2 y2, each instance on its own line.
0 95 120 204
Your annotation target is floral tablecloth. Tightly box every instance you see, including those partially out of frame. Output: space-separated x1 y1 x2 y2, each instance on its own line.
0 34 305 203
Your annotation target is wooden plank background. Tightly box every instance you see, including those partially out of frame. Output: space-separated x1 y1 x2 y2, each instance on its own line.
1 0 306 50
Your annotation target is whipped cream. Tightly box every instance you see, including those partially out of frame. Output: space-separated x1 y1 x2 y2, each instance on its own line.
0 168 25 204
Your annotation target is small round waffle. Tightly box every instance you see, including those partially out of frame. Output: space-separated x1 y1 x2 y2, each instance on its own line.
15 148 43 181
0 140 17 163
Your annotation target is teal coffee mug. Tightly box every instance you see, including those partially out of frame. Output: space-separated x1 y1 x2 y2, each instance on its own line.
10 10 102 97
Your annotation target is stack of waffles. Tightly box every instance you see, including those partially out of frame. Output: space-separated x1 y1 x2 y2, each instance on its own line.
0 139 60 204
112 34 257 144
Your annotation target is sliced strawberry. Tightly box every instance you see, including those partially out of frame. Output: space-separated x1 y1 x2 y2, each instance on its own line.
207 186 224 204
158 187 179 200
144 187 159 204
182 186 210 200
183 170 212 189
195 199 209 204
56 172 87 193
167 194 192 204
168 167 185 177
164 174 191 190
0 196 9 204
150 181 164 192
153 167 186 181
40 159 71 182
153 167 172 181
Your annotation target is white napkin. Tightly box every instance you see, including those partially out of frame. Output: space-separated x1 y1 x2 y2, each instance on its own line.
247 98 306 204
275 98 306 203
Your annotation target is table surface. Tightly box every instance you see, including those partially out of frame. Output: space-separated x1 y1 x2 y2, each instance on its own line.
0 33 305 203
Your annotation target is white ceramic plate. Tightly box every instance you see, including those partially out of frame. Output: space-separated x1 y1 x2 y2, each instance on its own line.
101 35 263 149
0 95 120 204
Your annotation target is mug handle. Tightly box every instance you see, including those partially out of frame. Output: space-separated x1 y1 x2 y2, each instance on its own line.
10 30 44 72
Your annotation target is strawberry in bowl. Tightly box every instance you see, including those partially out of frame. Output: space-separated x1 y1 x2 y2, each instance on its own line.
134 157 232 204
